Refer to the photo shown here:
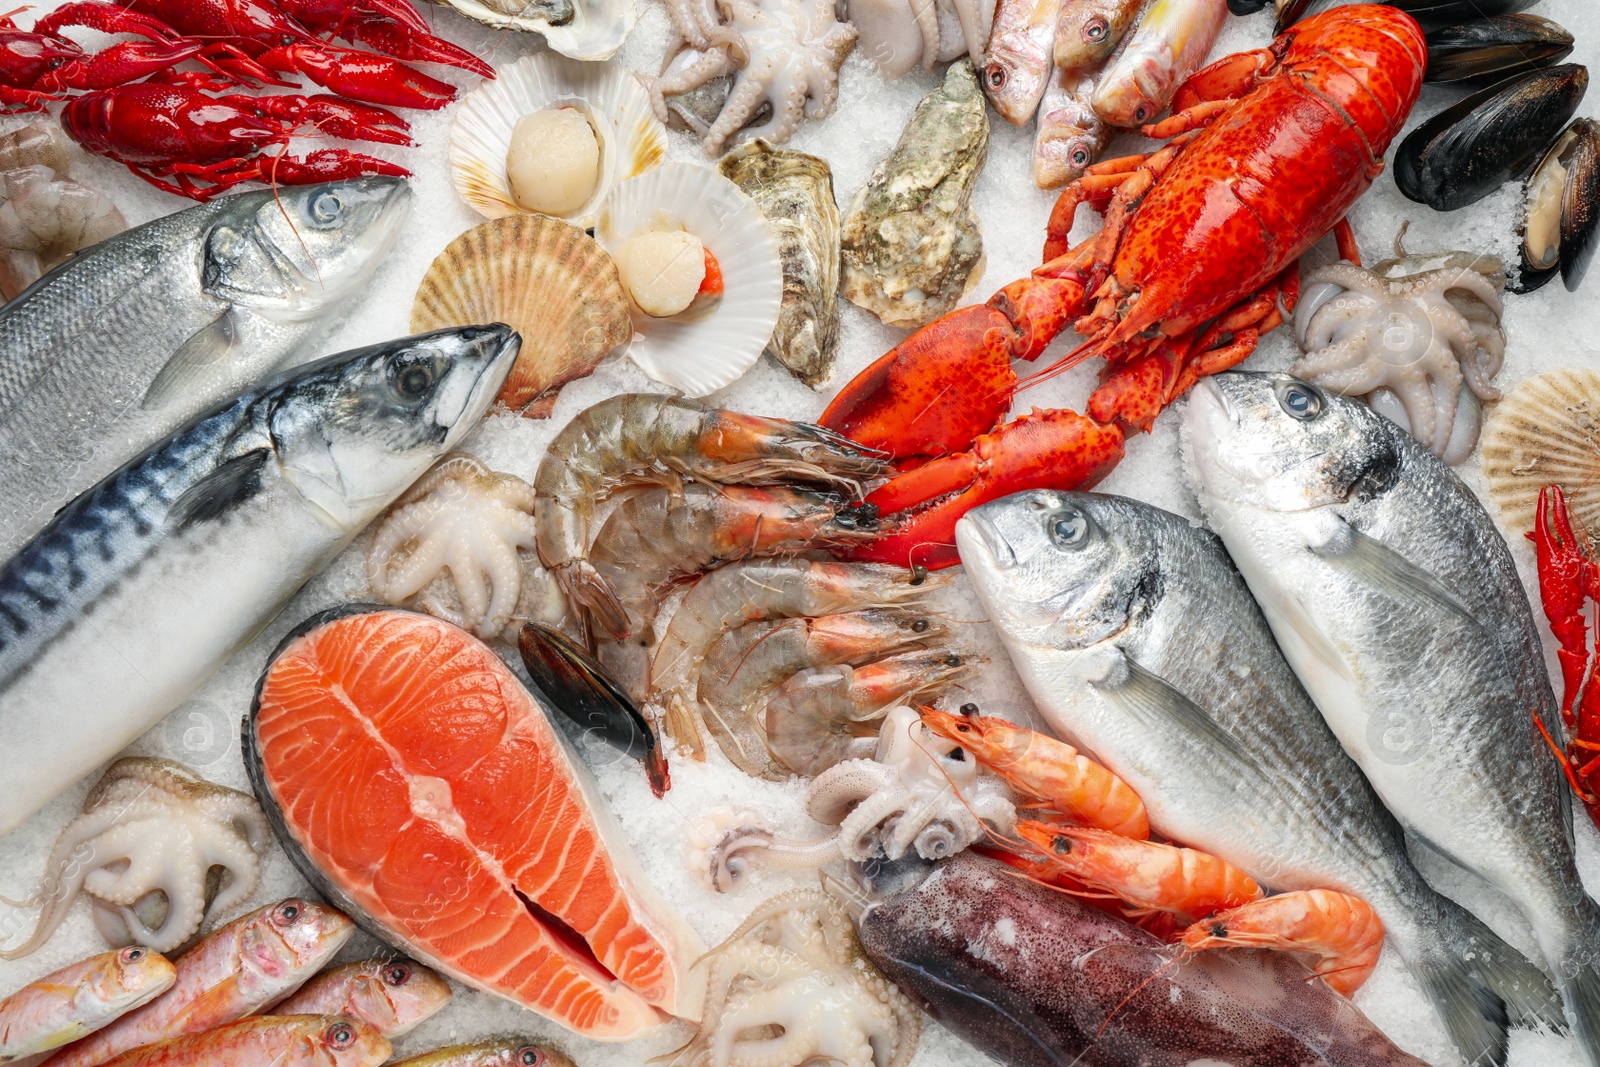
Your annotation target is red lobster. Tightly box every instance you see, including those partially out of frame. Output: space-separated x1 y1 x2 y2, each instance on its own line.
1531 484 1600 829
819 5 1428 569
61 73 412 198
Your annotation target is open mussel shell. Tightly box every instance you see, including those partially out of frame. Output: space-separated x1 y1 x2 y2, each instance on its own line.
1386 0 1543 31
1425 15 1574 85
1229 0 1269 14
1513 118 1600 294
1394 64 1588 213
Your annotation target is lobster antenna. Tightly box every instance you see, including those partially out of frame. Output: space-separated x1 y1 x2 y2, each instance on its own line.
1014 334 1100 392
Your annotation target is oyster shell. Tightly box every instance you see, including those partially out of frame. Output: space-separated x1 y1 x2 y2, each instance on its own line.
427 0 635 60
718 140 841 388
450 53 666 228
594 163 783 397
840 60 989 330
411 215 632 416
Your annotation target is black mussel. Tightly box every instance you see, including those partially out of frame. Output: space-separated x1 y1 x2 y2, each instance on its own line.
1273 0 1323 32
516 622 671 796
1514 118 1600 294
1229 0 1269 14
1387 0 1543 31
1426 15 1573 84
1394 64 1588 212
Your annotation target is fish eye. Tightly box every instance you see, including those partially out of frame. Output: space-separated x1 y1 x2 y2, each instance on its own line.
272 901 303 925
960 703 979 716
516 1049 545 1066
1133 104 1152 123
985 63 1006 89
911 619 928 632
121 948 145 962
1083 15 1109 41
1048 508 1090 549
310 191 343 225
394 362 435 399
383 962 412 985
325 1024 356 1049
1278 382 1323 421
1070 143 1091 167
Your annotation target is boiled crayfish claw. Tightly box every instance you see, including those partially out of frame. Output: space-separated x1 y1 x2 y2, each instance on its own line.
1531 483 1600 818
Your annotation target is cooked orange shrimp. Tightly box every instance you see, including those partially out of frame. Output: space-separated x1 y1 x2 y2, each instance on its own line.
920 708 1149 839
1012 821 1262 925
533 394 884 639
697 609 943 778
648 559 941 757
1180 889 1385 996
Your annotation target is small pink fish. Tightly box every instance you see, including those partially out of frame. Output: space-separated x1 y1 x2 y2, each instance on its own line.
1054 0 1144 72
390 1041 576 1067
270 960 451 1038
1035 66 1112 188
0 950 175 1062
1093 0 1229 126
96 1016 388 1067
982 0 1067 125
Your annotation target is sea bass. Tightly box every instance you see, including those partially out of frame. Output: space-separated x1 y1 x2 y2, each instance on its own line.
954 488 1560 1066
981 0 1064 124
1034 66 1110 188
850 851 1432 1067
1092 0 1227 126
94 1016 388 1067
44 900 352 1067
0 325 518 834
1183 371 1600 1065
0 178 410 558
0 950 175 1061
1054 0 1143 71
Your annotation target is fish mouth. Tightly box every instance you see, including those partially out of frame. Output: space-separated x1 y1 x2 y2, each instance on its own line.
954 511 1016 570
440 327 519 448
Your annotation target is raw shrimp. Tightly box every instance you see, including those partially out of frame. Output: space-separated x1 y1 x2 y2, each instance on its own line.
0 123 70 172
1181 889 1386 996
764 650 977 776
533 394 885 639
0 948 175 1061
0 164 125 300
920 707 1150 839
1012 821 1263 927
648 559 939 758
696 609 944 778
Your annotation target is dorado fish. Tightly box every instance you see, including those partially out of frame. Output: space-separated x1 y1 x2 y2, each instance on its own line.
849 851 1432 1067
1184 371 1600 1065
0 178 411 559
0 325 517 835
1092 0 1227 126
954 488 1560 1066
1034 66 1110 188
981 0 1064 124
0 949 175 1062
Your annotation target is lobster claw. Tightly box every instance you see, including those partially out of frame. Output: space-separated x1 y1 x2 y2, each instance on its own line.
258 93 415 146
256 43 458 111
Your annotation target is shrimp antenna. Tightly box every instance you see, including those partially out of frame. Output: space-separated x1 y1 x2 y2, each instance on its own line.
1094 949 1191 1039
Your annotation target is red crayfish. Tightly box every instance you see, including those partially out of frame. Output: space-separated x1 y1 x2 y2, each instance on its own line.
819 4 1429 568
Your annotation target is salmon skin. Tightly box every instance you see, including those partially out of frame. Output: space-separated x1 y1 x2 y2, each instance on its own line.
245 606 706 1041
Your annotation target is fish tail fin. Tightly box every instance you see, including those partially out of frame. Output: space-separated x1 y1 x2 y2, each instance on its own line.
1558 912 1600 1066
1408 902 1563 1067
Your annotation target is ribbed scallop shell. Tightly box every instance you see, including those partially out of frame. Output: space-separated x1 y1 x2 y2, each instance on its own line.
594 163 782 398
411 215 632 416
1481 368 1600 536
451 54 666 228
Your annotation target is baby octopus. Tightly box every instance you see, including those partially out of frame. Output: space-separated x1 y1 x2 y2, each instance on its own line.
651 0 857 156
1 758 269 958
367 453 566 641
670 889 920 1067
1293 229 1508 465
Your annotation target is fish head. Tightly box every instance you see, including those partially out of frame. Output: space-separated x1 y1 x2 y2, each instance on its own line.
1093 54 1167 126
315 1016 392 1067
93 947 176 1007
982 46 1049 125
1182 372 1401 515
269 325 520 530
955 489 1158 651
369 958 453 1036
241 899 356 985
205 178 412 323
1055 2 1121 69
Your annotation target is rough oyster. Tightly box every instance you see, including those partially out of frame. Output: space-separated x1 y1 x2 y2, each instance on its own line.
427 0 635 61
718 140 841 387
840 60 989 330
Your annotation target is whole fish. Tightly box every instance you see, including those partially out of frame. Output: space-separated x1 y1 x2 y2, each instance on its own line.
43 901 353 1067
1093 0 1228 126
0 950 175 1061
1184 371 1600 1065
1054 0 1143 71
954 488 1561 1066
850 851 1432 1067
269 960 451 1038
1034 66 1110 188
981 0 1065 124
0 178 411 559
0 323 516 834
391 1041 577 1067
95 1016 388 1067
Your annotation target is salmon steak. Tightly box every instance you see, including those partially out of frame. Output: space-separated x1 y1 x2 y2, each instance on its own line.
244 606 705 1040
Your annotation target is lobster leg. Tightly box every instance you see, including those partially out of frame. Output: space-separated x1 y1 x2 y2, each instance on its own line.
251 92 415 145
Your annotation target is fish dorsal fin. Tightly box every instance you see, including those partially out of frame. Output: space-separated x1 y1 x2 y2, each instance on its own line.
1310 518 1480 631
168 449 269 531
141 309 240 412
1089 650 1268 786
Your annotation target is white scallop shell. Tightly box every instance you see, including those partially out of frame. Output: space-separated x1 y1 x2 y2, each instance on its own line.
450 53 666 227
1481 368 1600 537
595 163 782 398
435 0 635 61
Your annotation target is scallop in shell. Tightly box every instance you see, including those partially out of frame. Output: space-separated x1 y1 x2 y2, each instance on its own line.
411 215 632 417
430 0 635 62
1481 369 1600 537
451 53 666 227
595 163 782 397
